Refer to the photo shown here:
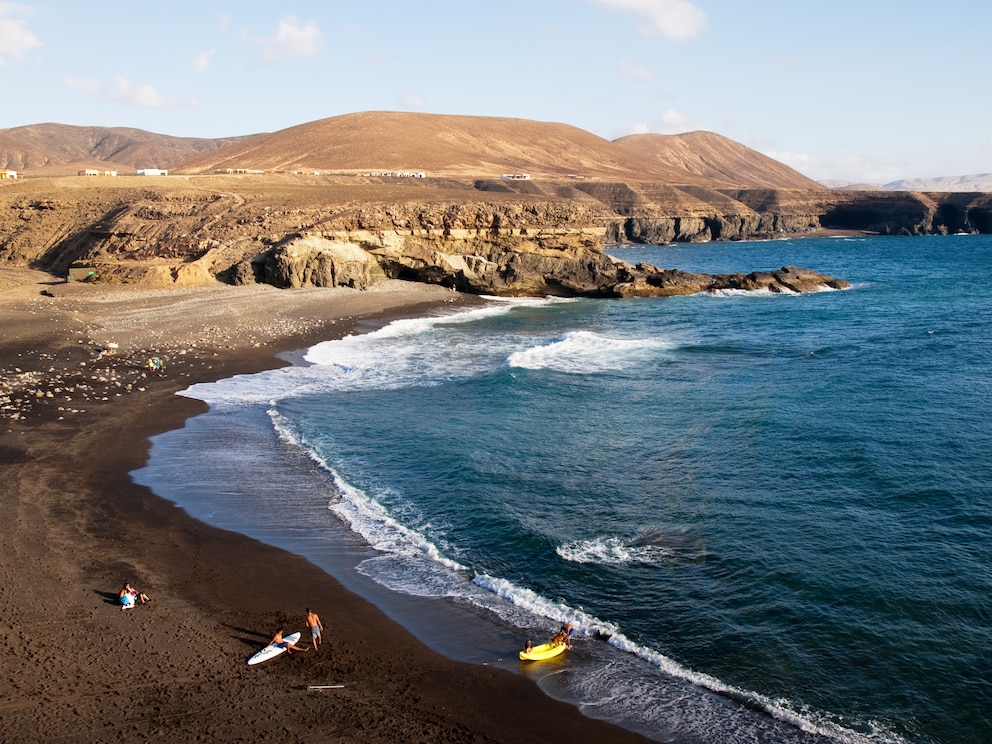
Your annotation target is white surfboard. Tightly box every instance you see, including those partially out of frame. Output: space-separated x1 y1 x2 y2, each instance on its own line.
247 632 302 666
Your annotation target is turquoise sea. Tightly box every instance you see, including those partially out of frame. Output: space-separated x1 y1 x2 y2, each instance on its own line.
134 234 992 743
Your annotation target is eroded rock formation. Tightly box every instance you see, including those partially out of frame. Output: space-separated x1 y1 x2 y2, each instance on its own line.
6 175 990 297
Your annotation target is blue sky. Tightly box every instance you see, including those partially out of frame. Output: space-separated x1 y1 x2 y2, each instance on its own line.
1 0 989 183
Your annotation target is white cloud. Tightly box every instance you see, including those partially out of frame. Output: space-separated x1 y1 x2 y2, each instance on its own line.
63 77 102 95
259 16 322 60
590 0 706 40
400 93 426 110
622 109 693 137
63 75 193 110
764 150 903 184
618 58 654 80
659 108 691 132
194 49 216 71
0 3 41 64
114 77 168 108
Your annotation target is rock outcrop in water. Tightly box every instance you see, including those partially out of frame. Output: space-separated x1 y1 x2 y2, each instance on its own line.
252 230 847 297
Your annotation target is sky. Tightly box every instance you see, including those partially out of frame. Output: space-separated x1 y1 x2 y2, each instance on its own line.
1 0 990 184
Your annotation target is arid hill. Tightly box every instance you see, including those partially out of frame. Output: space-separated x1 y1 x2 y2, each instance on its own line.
614 131 822 190
177 111 824 189
2 112 823 190
0 123 251 174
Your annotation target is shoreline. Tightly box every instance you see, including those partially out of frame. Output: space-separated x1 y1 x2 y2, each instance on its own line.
0 273 654 743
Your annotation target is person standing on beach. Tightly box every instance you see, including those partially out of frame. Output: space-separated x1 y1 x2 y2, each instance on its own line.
306 608 324 651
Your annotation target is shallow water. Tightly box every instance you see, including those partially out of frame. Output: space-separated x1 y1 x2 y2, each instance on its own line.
135 234 992 743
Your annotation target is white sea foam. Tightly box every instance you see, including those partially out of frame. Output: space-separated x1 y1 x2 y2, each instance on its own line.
303 302 520 365
703 283 847 297
558 527 709 566
475 573 904 743
508 331 673 374
269 409 468 575
704 286 799 297
558 538 671 565
180 300 535 406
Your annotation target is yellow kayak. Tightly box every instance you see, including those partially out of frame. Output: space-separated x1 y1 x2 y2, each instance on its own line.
519 641 567 661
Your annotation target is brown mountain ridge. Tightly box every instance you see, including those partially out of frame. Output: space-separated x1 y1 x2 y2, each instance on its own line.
0 123 252 174
179 111 825 189
1 111 823 190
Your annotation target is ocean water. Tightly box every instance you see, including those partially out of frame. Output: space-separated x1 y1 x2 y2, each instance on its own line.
134 234 992 744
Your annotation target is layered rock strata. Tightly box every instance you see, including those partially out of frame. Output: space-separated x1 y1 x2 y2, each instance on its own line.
8 175 990 296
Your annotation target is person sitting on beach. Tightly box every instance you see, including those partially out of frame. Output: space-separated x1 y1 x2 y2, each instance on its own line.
120 586 137 611
270 630 308 654
119 582 151 606
523 640 533 654
305 608 324 652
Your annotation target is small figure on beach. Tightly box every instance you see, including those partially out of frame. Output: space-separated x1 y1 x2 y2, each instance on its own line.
523 639 532 654
271 630 308 654
147 356 163 371
118 582 151 610
305 608 324 651
559 623 574 649
120 588 137 611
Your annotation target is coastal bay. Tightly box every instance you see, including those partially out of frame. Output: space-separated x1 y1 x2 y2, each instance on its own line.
0 272 653 743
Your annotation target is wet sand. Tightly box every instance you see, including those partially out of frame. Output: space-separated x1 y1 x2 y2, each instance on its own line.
0 271 653 743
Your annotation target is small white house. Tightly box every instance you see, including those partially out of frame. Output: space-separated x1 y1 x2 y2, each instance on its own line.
501 173 531 181
137 168 168 176
1 170 17 179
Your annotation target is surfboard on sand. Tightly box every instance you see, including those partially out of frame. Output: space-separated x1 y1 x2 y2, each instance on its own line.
247 632 302 666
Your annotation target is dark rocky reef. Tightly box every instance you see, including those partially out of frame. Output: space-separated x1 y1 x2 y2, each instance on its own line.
249 228 848 298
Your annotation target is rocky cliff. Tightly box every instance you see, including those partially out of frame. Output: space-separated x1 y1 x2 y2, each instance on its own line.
0 175 856 297
7 174 990 298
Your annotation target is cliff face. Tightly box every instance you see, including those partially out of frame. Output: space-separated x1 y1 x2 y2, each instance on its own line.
594 186 992 243
5 175 988 298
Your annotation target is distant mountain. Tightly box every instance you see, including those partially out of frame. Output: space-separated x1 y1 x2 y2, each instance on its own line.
177 111 824 189
0 123 252 173
822 174 992 192
882 173 992 192
0 112 825 190
819 179 884 191
613 130 823 190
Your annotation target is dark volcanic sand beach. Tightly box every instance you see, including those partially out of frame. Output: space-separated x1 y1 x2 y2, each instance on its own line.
0 271 653 743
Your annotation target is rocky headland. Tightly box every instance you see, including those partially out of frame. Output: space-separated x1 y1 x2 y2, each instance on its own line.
4 112 991 298
0 175 861 297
